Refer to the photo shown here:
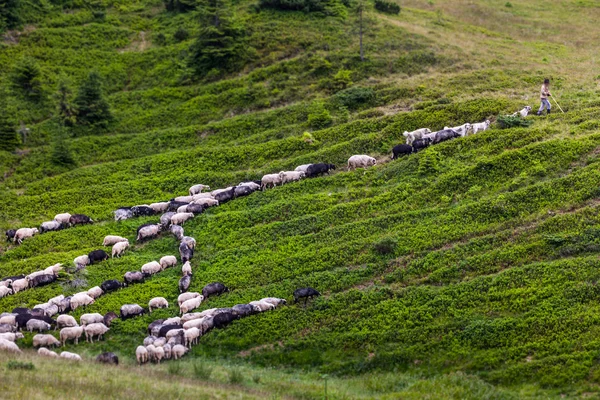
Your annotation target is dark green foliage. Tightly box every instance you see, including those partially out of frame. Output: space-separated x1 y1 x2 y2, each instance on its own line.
6 361 35 370
259 0 346 15
193 363 213 379
164 0 197 12
174 27 189 42
374 237 396 255
0 106 19 152
333 86 376 110
50 131 75 167
54 78 76 127
188 0 255 77
0 0 21 32
73 71 112 129
308 105 333 129
374 0 400 14
418 147 440 174
10 58 43 100
497 114 533 129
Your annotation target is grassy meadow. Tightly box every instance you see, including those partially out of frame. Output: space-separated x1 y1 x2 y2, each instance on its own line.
1 0 600 398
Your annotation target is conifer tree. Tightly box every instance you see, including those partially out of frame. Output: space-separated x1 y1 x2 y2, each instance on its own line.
74 71 112 128
0 0 21 33
50 130 75 166
10 57 43 100
55 78 76 127
0 106 19 152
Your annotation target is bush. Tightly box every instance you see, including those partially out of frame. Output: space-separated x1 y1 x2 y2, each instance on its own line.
374 237 397 255
167 363 182 375
258 0 347 15
418 147 441 174
334 87 376 110
308 108 333 129
0 107 19 152
6 361 34 370
374 0 400 14
229 368 244 384
163 0 197 12
193 363 213 379
497 114 533 129
173 27 189 42
50 132 76 167
74 71 113 129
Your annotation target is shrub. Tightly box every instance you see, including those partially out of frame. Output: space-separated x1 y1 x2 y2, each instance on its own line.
164 0 197 12
229 368 244 384
258 0 347 15
252 374 261 384
54 78 76 127
308 108 333 129
0 107 19 152
418 147 440 174
50 132 76 167
334 87 376 110
74 71 113 129
497 115 533 129
173 27 189 42
193 363 213 379
374 0 400 14
155 32 167 45
167 363 182 375
6 361 34 370
374 237 397 255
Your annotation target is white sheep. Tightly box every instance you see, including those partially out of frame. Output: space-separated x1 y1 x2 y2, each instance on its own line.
153 337 167 348
112 240 129 258
35 303 59 317
33 334 61 348
181 312 205 323
192 192 215 200
57 315 78 330
44 263 63 276
177 205 189 213
11 278 28 293
0 332 23 342
27 319 51 333
136 345 149 365
211 187 233 197
189 184 211 196
471 120 491 134
38 347 58 357
27 270 46 281
48 294 64 306
0 315 15 326
163 343 172 360
40 220 62 233
403 128 432 145
148 297 168 312
103 235 128 246
87 286 104 299
80 313 104 326
192 197 219 207
0 279 11 287
178 292 202 307
159 255 177 270
238 181 261 190
60 326 84 345
181 236 196 249
170 225 184 241
137 224 161 241
174 195 194 203
171 344 187 360
171 212 194 226
0 286 12 298
294 164 312 173
180 297 203 315
261 297 288 307
249 300 276 312
261 173 282 189
182 261 192 276
279 170 305 185
444 123 472 137
182 318 206 330
141 261 162 275
184 327 201 348
60 351 82 361
348 155 377 170
153 345 165 364
14 228 39 244
148 202 169 213
84 323 109 343
163 317 181 326
70 293 95 310
0 338 21 353
165 329 184 340
73 255 90 270
54 213 72 225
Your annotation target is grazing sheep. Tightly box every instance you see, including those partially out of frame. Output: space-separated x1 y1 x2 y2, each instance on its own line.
27 319 51 332
29 274 56 289
153 345 165 364
391 144 413 160
0 332 23 342
174 195 195 203
189 184 211 196
165 328 184 341
70 293 95 310
14 228 39 244
60 351 82 361
433 129 460 144
44 263 63 276
182 261 192 276
305 163 336 178
96 352 118 365
213 312 238 329
5 229 16 242
160 212 176 229
261 297 287 307
36 303 59 317
179 242 193 263
176 205 189 214
180 297 202 315
148 320 165 336
120 304 145 320
249 300 275 312
69 214 93 226
170 225 184 241
57 315 78 330
181 236 196 249
279 170 305 185
261 173 282 189
159 255 177 270
0 338 21 353
171 212 194 226
0 286 12 298
33 334 61 348
471 120 491 134
48 294 65 306
38 347 59 357
233 185 254 198
103 235 128 246
0 279 12 287
171 344 187 360
84 323 110 343
192 197 219 208
512 106 532 118
163 343 172 360
0 315 15 327
232 304 258 317
293 287 321 304
153 337 167 347
131 206 155 217
104 312 118 327
114 208 133 221
348 155 377 170
412 137 432 152
87 286 104 299
238 181 261 190
80 313 104 326
57 297 72 313
178 292 202 307
192 192 215 200
74 255 90 270
54 213 72 225
0 323 14 333
179 275 191 293
148 297 168 312
137 224 161 242
143 336 156 346
26 270 46 281
141 261 162 276
182 318 206 331
444 123 472 137
40 220 66 234
168 201 189 212
202 282 229 299
163 317 181 326
149 202 170 213
295 164 312 172
187 203 206 214
101 280 122 293
403 128 432 145
136 345 149 364
89 249 109 264
124 271 145 285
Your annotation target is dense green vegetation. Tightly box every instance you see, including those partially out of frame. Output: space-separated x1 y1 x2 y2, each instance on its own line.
1 0 600 398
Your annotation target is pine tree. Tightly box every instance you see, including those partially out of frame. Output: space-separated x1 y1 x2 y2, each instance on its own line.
0 107 19 152
188 0 254 77
10 57 43 100
74 71 112 128
54 78 76 127
50 131 75 167
0 0 21 33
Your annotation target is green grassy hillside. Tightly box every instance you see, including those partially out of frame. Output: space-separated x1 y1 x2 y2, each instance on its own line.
1 0 600 398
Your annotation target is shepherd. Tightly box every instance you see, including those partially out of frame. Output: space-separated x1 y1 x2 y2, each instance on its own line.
537 78 552 116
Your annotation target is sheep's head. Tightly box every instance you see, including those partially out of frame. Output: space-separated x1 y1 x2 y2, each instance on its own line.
32 228 39 235
402 131 409 137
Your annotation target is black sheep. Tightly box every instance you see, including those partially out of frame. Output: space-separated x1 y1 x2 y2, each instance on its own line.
69 214 93 226
213 312 238 329
5 229 16 242
88 249 109 264
3 275 25 283
12 307 30 315
202 282 229 299
148 319 165 335
96 352 119 365
232 304 256 317
131 205 155 217
185 203 205 214
391 144 413 159
179 242 193 263
29 274 57 288
293 287 321 305
158 324 183 338
179 275 191 293
214 187 236 204
305 163 336 178
104 311 118 327
412 137 432 153
234 185 254 198
101 279 122 293
167 201 189 212
433 129 460 144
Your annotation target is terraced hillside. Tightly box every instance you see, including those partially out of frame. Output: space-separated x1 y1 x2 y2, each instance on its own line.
1 0 600 398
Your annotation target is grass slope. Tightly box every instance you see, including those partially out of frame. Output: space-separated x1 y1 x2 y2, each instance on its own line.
1 0 600 398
